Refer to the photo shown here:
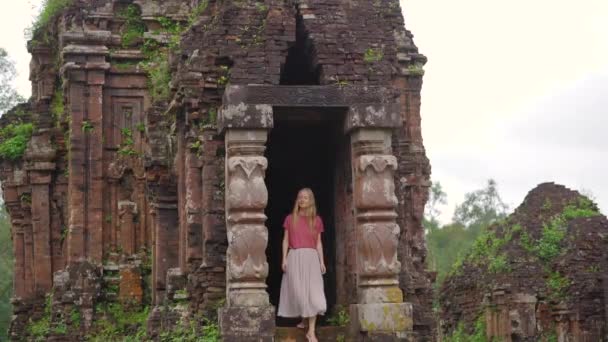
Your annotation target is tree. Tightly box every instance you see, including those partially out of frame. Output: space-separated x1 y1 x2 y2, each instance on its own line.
0 202 13 339
425 181 447 227
426 179 509 284
0 48 24 115
452 179 508 228
0 47 22 339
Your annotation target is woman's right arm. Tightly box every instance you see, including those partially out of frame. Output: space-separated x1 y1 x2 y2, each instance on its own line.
282 229 289 272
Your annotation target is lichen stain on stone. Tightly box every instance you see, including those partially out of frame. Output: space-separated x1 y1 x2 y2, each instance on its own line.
385 287 403 303
222 102 248 120
255 104 273 127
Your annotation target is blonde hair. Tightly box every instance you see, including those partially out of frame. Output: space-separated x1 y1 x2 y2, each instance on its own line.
291 188 317 237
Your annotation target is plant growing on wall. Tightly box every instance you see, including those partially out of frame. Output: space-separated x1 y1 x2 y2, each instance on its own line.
0 123 34 160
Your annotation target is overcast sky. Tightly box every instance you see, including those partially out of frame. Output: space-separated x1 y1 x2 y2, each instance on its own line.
1 0 606 223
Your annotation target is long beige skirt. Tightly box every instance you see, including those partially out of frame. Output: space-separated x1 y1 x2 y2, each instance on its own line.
278 248 327 318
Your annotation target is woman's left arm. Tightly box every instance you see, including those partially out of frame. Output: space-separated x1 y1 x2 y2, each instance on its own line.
316 234 326 274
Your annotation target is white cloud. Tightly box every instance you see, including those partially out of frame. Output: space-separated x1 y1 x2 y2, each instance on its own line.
400 0 608 222
0 0 42 97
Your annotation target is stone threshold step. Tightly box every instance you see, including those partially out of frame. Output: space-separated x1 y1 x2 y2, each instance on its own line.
275 326 349 342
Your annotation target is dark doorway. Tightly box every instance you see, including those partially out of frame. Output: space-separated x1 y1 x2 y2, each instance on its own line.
264 107 345 326
280 14 319 85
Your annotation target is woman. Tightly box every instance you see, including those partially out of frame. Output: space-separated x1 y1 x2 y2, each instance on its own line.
278 188 327 342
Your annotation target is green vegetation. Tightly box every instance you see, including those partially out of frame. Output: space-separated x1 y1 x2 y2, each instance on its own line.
118 127 138 156
26 295 52 341
29 0 74 41
0 122 35 160
326 306 350 327
255 2 269 12
364 48 383 63
444 316 492 342
189 140 203 156
0 206 14 340
407 64 425 76
138 1 209 102
518 196 599 264
546 271 571 301
158 317 220 342
60 226 68 243
88 303 148 341
81 120 94 133
544 331 558 342
448 223 515 277
119 5 146 47
114 61 140 71
204 107 218 126
1 48 25 115
142 51 171 102
562 196 600 219
51 89 64 123
426 180 508 282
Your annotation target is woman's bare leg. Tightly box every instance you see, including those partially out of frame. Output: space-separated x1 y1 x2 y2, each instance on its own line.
306 315 317 341
297 319 306 329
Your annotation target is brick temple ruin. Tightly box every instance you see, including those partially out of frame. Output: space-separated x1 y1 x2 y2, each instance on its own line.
0 0 434 340
439 183 608 342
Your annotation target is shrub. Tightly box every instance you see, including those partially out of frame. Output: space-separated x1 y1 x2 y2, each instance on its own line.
0 123 34 160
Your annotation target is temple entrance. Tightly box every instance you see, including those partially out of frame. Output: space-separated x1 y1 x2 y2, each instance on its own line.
264 107 346 326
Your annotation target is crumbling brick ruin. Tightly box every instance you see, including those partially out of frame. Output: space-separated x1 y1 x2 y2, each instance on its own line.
439 183 608 342
0 0 434 340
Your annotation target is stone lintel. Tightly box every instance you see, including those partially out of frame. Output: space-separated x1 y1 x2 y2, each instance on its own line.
219 103 273 131
350 303 413 333
223 85 398 106
345 103 401 132
219 85 401 132
219 306 275 341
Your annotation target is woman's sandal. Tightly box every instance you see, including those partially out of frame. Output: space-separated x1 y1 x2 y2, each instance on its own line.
296 322 306 329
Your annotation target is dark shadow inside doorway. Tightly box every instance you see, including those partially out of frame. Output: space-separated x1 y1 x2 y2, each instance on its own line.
264 107 345 326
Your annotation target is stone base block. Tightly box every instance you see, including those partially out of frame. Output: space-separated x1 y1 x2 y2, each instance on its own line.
361 331 418 342
219 305 275 341
350 303 413 333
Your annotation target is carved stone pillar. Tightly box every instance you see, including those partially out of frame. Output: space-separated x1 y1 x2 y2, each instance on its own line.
350 128 413 336
219 129 274 341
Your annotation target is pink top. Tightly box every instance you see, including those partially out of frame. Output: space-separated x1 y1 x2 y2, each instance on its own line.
283 214 324 249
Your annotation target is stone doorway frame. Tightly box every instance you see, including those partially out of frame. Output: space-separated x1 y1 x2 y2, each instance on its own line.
218 85 412 341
